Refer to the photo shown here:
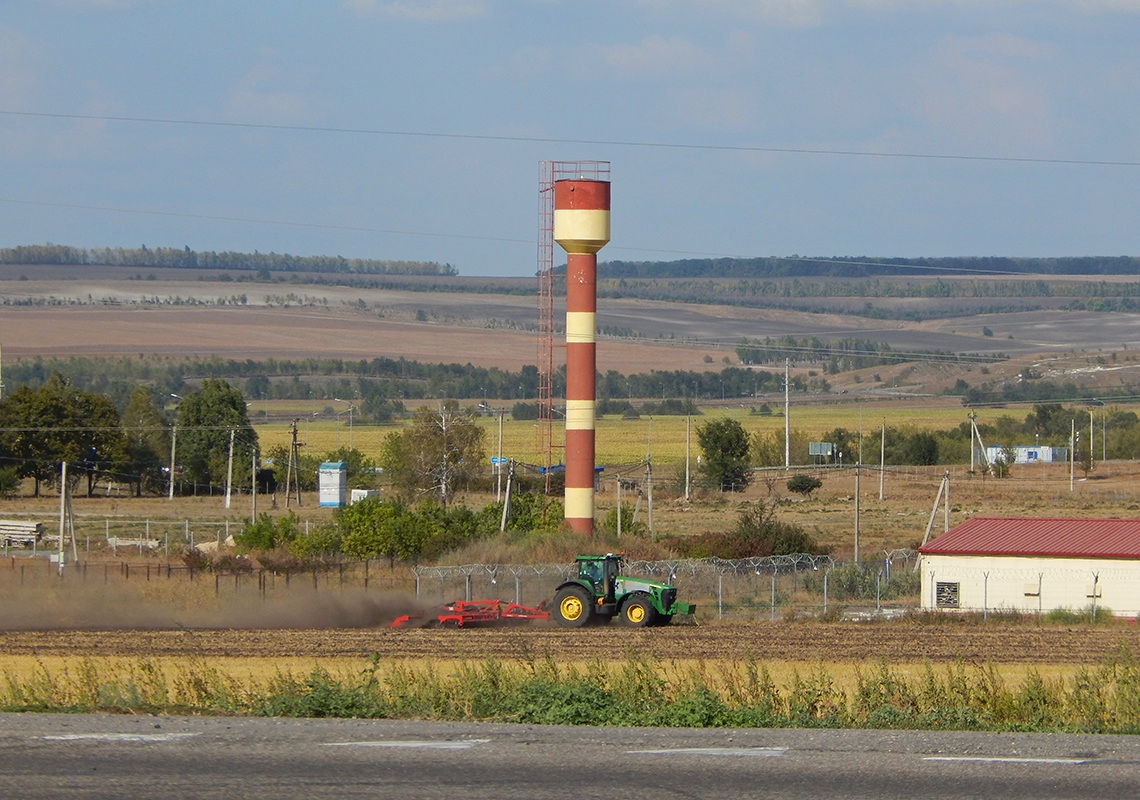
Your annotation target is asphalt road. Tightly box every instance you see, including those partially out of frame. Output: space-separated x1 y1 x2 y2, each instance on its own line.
2 713 1138 799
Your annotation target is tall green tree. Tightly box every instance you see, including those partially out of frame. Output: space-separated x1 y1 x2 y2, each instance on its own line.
0 374 127 496
380 401 485 506
697 418 752 491
121 386 172 496
175 378 257 495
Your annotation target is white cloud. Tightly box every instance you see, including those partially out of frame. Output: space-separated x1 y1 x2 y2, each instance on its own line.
226 65 311 118
346 0 489 20
669 87 757 129
639 0 1140 22
597 35 715 77
0 26 41 109
636 0 827 27
910 33 1058 153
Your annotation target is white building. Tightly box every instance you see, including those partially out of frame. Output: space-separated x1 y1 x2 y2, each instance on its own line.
919 517 1140 617
983 445 1066 464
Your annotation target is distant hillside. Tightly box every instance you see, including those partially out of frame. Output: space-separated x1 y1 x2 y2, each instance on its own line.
0 244 455 276
597 255 1140 279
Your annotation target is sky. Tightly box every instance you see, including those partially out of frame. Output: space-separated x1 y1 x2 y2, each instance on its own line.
2 0 1140 276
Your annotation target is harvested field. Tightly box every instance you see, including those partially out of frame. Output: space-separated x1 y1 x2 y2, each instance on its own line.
1 624 1136 665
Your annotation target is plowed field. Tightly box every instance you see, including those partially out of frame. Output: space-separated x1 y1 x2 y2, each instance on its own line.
2 624 1136 665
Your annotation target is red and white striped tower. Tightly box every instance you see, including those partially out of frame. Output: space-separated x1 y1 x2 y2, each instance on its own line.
553 178 610 535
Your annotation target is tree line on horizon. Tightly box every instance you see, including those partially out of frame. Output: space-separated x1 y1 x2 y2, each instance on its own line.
0 244 455 276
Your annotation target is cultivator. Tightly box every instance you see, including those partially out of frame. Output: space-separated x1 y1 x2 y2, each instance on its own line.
391 599 550 629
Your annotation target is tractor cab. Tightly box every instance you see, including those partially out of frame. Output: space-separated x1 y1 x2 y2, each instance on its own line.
576 554 621 603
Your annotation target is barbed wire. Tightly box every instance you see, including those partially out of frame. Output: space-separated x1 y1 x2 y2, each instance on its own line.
411 552 914 583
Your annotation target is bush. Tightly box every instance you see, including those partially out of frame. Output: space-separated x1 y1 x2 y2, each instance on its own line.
786 474 822 497
667 500 827 559
235 512 301 551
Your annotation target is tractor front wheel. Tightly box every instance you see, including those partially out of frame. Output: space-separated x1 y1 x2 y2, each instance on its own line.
620 593 659 628
554 585 592 628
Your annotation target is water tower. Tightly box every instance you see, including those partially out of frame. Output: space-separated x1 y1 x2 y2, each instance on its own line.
552 173 610 534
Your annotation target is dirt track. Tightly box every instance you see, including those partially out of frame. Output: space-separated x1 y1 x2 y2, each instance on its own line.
2 624 1137 664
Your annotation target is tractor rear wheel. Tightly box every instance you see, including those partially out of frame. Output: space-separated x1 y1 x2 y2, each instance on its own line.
553 585 592 628
619 592 659 628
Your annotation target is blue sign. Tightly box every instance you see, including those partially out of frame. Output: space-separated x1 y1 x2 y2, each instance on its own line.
491 457 504 464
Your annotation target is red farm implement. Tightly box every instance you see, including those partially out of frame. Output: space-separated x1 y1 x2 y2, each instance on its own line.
391 599 550 629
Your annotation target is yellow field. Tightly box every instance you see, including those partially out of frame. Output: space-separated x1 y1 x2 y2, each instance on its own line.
255 400 1031 469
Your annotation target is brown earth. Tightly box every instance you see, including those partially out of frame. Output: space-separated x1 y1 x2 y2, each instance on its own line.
1 624 1136 665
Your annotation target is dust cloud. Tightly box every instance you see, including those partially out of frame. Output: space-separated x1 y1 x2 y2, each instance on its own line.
0 581 431 631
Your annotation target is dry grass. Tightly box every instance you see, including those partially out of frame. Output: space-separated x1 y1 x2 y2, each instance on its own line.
0 653 1088 698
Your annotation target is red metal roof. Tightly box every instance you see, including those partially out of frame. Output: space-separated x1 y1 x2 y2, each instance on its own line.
919 517 1140 559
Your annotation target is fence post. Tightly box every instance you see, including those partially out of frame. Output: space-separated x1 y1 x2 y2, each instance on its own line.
770 571 777 621
823 571 829 614
717 573 723 620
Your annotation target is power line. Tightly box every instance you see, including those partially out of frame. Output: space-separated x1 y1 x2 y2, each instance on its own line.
3 109 1138 168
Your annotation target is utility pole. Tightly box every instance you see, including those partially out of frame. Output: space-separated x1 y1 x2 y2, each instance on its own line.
286 419 303 507
497 409 504 503
224 428 235 509
644 458 654 535
684 415 691 502
784 358 790 470
854 463 860 564
168 425 177 500
1090 409 1095 472
616 476 622 537
167 393 180 500
879 420 885 501
58 461 67 575
251 448 258 520
1070 418 1076 493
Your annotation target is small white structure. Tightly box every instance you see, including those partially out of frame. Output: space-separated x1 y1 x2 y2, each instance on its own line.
349 488 379 505
984 445 1065 464
919 517 1140 617
318 462 348 507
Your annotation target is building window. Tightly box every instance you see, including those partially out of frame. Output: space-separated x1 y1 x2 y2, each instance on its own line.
936 581 960 608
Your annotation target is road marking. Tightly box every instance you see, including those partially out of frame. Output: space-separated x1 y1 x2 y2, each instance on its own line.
628 747 787 757
41 733 200 743
323 739 490 750
924 756 1097 765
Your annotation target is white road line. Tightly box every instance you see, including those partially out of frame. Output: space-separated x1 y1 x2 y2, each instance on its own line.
924 756 1095 765
323 739 491 750
41 733 201 743
627 747 787 757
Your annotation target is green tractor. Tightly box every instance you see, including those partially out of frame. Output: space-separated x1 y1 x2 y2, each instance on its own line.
552 554 695 628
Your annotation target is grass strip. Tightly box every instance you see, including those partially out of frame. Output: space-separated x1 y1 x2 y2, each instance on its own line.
4 647 1140 734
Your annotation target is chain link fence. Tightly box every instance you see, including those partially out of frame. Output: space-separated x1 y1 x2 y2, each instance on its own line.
413 551 920 621
0 512 919 623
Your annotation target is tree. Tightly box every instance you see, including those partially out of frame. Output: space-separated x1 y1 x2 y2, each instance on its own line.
0 373 127 496
338 497 432 565
786 474 823 498
121 386 171 496
903 432 939 466
697 418 751 491
380 401 485 505
175 378 258 495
